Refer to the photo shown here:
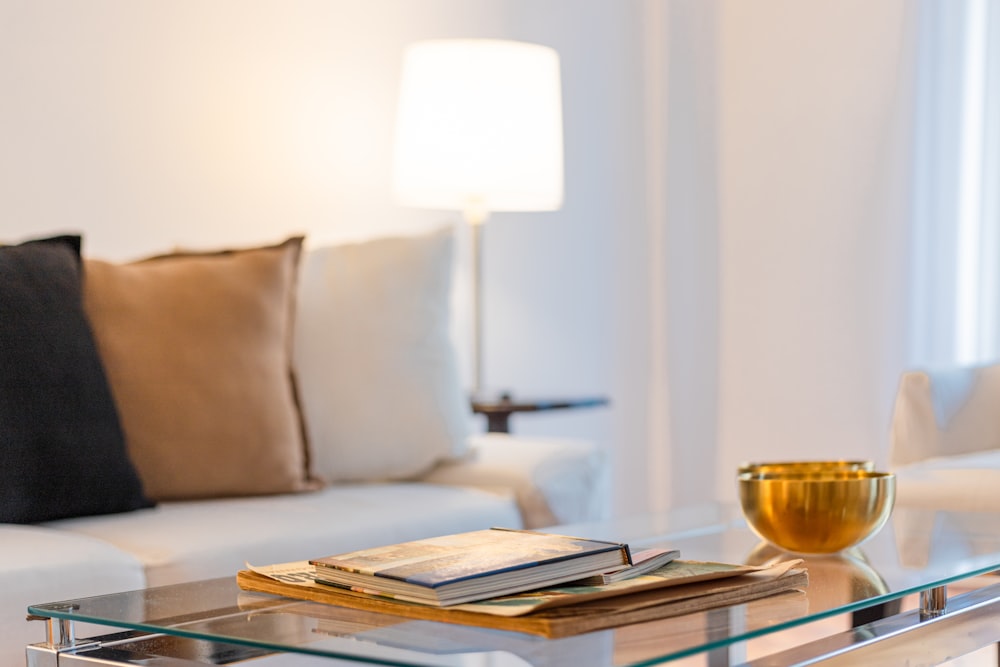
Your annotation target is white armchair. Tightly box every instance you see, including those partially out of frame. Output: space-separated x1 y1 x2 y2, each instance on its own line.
889 363 1000 511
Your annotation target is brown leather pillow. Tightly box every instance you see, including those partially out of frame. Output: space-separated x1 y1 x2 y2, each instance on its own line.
83 238 318 500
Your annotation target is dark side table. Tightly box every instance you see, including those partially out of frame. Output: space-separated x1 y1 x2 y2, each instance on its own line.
470 393 610 433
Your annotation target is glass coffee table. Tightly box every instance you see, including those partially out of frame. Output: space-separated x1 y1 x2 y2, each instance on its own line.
25 504 1000 666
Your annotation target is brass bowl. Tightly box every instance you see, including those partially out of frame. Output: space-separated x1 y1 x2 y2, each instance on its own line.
738 470 896 555
737 460 875 475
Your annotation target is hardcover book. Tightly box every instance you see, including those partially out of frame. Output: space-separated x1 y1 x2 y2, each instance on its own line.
309 527 633 606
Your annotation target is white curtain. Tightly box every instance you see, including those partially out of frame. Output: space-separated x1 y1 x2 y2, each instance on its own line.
635 0 1000 509
909 0 1000 367
645 0 919 505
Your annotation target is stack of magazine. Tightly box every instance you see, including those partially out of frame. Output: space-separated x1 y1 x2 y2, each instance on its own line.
237 527 808 638
309 527 674 606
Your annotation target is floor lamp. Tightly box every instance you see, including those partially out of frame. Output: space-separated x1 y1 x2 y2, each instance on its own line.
391 38 565 396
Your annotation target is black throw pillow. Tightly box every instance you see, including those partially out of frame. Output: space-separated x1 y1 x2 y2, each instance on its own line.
0 235 154 523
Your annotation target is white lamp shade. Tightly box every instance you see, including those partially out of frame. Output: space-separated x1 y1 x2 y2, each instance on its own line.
392 39 564 214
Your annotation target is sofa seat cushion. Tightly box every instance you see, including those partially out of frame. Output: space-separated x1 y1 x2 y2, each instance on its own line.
0 525 145 667
893 449 1000 511
45 483 522 587
421 433 610 529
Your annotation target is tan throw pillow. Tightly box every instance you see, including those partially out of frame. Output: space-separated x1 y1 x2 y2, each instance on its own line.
83 237 317 501
294 226 470 481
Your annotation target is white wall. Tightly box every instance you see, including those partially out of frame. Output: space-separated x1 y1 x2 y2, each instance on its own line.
645 0 920 507
1 1 510 254
0 1 651 514
713 0 916 500
1 0 926 516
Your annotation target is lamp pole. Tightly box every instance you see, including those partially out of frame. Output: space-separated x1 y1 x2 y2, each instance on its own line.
392 38 564 398
464 201 489 397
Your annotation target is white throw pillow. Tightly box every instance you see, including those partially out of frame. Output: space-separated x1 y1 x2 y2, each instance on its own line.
294 226 470 481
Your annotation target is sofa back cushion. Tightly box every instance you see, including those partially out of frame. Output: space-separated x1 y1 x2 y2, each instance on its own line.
83 237 318 500
294 226 470 481
0 235 153 523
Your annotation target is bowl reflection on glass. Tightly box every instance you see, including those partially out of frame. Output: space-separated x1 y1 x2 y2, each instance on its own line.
746 542 890 605
738 470 896 555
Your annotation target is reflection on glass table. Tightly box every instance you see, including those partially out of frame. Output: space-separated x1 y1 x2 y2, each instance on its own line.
25 503 1000 666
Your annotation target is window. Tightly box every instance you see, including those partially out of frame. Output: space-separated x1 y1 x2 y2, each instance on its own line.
909 0 1000 367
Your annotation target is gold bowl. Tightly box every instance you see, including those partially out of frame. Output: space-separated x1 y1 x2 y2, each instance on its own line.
737 460 875 475
738 470 896 555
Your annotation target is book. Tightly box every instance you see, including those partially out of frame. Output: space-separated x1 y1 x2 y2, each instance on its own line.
237 558 807 638
572 547 679 585
309 527 633 606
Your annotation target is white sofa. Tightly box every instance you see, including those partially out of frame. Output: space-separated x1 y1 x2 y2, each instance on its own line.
2 434 606 666
0 229 609 665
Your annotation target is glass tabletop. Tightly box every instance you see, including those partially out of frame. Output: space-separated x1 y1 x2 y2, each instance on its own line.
27 504 1000 666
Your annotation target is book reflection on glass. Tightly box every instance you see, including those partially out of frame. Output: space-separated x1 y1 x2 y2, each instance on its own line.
309 527 633 606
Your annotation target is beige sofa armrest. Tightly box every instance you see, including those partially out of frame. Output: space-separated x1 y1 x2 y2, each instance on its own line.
890 363 1000 467
418 433 610 529
890 363 1000 512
